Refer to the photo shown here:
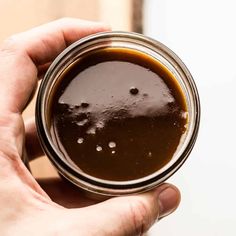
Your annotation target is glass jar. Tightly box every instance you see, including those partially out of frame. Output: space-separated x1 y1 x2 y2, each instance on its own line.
36 31 200 197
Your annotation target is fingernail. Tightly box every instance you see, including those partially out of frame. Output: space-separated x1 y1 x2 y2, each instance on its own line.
157 186 181 219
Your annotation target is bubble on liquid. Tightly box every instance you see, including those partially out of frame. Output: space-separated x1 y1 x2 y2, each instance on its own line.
74 104 79 108
148 152 152 157
96 145 102 152
81 102 89 108
96 120 105 130
64 104 74 113
167 101 174 106
181 111 188 119
77 138 84 144
108 141 116 148
59 100 65 105
111 150 116 154
66 109 73 115
76 119 88 126
87 127 96 135
129 87 139 95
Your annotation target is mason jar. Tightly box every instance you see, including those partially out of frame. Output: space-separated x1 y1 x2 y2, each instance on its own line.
36 31 200 197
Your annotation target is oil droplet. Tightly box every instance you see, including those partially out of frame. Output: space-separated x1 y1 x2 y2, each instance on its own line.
77 138 84 144
108 141 116 148
96 145 102 152
129 87 139 95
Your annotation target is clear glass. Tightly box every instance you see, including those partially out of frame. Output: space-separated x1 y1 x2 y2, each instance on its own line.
36 31 200 197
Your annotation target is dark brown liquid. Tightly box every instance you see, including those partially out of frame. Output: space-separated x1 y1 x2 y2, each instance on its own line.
50 48 187 181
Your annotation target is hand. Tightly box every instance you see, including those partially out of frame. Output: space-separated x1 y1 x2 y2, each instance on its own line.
0 18 180 236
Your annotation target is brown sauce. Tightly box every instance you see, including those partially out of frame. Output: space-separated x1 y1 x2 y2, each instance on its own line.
49 48 188 181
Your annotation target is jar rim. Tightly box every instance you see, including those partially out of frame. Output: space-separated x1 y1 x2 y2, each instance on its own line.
36 31 200 196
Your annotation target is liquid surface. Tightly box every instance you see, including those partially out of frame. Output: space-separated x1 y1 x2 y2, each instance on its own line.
50 48 187 181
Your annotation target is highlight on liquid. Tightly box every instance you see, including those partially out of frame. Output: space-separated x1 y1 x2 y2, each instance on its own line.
49 47 188 181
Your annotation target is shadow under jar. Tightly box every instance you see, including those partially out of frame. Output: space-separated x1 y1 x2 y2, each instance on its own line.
36 32 200 197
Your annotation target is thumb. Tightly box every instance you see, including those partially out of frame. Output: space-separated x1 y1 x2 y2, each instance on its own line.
82 184 180 236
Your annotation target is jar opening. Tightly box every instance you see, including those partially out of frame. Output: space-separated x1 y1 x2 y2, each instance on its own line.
36 32 200 195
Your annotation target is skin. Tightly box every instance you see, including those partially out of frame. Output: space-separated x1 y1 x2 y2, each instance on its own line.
0 18 181 236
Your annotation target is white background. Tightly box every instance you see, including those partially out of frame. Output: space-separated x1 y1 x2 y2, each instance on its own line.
144 0 236 235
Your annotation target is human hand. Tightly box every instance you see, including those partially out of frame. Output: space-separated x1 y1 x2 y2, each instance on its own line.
0 18 180 235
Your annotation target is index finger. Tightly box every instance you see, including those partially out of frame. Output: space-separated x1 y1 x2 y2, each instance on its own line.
0 18 110 113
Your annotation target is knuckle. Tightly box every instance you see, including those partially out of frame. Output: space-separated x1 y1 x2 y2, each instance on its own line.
128 198 152 235
1 35 21 54
0 113 23 135
0 113 24 155
0 35 27 63
57 17 74 25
